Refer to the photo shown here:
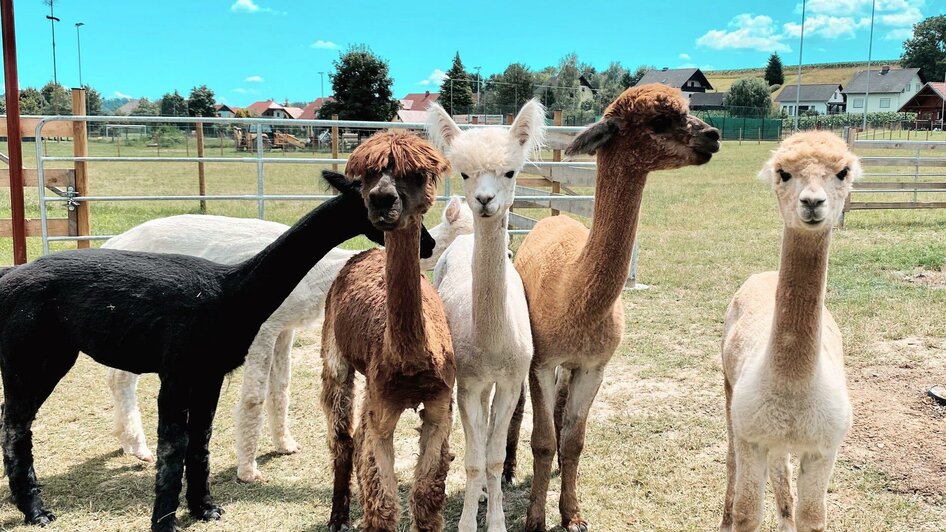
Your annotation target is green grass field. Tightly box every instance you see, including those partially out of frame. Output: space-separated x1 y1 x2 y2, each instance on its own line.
0 137 942 530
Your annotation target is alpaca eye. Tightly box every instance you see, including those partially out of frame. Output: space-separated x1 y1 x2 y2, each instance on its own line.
836 167 849 180
650 116 672 134
461 172 470 180
504 171 515 178
778 169 792 182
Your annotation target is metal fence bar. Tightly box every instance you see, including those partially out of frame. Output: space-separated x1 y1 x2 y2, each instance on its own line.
255 122 265 218
42 194 594 203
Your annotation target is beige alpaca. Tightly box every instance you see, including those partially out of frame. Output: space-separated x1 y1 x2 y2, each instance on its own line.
320 131 455 532
720 131 858 532
512 84 720 531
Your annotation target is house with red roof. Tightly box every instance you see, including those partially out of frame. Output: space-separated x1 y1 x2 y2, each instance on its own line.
396 91 440 122
299 97 335 119
899 82 946 128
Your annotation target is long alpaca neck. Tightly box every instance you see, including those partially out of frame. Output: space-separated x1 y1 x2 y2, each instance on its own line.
569 150 647 318
228 195 363 330
383 216 427 359
472 213 510 345
767 227 832 380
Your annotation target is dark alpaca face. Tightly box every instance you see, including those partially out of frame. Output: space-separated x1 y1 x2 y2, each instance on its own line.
321 170 434 258
566 85 721 170
361 168 434 231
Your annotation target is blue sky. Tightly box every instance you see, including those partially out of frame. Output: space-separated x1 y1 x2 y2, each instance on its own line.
7 0 943 106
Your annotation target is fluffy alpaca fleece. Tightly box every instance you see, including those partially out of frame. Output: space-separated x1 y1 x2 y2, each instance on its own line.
720 132 858 532
509 84 721 532
427 99 544 531
0 172 386 532
102 197 471 482
320 131 456 531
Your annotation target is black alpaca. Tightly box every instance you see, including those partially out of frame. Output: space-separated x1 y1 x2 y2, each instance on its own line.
0 171 434 532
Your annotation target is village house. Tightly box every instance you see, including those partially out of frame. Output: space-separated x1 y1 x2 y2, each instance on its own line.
776 84 845 116
842 66 923 114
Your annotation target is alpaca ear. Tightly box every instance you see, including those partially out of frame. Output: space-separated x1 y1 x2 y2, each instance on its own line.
565 117 622 157
425 103 462 152
322 169 361 196
444 196 461 224
509 99 547 152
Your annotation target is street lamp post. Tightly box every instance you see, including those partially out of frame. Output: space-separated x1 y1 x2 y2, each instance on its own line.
45 8 60 85
318 71 325 98
75 22 84 86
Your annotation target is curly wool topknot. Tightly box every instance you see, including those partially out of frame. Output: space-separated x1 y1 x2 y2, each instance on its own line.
770 131 857 174
345 130 450 182
604 84 689 121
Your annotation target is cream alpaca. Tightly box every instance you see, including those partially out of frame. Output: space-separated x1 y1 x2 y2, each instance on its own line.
427 99 544 531
102 202 471 481
720 131 858 532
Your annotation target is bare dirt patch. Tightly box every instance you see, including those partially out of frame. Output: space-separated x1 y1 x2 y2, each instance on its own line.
845 337 946 501
896 266 946 289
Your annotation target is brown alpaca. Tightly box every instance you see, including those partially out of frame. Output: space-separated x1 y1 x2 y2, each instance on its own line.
511 85 720 531
320 131 455 532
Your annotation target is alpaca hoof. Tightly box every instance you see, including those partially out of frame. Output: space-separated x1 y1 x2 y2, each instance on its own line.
151 516 181 532
275 438 302 455
26 509 56 526
565 517 589 532
193 504 224 521
328 524 349 532
501 471 517 486
237 466 263 483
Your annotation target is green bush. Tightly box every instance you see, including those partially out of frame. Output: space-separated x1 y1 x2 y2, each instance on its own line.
785 112 917 130
152 125 185 147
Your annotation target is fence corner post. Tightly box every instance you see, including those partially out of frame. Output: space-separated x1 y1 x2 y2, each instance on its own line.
331 114 339 172
551 110 563 216
71 88 90 249
196 120 206 213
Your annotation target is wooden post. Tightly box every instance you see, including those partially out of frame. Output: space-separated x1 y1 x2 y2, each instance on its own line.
72 88 91 248
116 131 121 156
2 0 27 263
505 113 513 126
196 120 206 213
471 115 479 125
331 114 340 172
551 110 563 216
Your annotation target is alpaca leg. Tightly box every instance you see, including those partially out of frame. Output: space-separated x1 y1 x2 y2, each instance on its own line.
501 380 526 485
457 383 488 532
731 438 768 532
266 329 301 454
720 380 736 532
1 345 78 525
151 376 191 532
410 389 453 532
358 395 403 532
557 366 604 532
106 368 154 462
184 373 226 522
769 453 796 532
525 364 558 532
321 334 356 532
484 380 522 532
795 450 838 532
234 331 277 483
553 367 572 471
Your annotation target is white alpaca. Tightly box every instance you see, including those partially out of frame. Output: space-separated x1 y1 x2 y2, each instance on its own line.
720 132 858 532
103 200 473 482
428 99 543 531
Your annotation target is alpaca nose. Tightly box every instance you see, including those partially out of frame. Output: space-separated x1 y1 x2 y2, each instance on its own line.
704 128 721 142
369 189 397 210
800 196 825 210
476 193 494 206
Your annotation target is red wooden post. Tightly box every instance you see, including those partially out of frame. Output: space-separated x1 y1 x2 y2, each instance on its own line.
1 0 27 263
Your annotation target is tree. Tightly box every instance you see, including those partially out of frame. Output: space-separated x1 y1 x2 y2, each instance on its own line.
627 65 656 87
438 52 475 115
490 63 534 114
160 90 188 117
319 45 400 121
764 53 785 86
597 61 631 107
131 97 159 116
20 88 47 114
187 85 216 117
83 85 103 115
41 81 71 114
901 15 946 82
723 77 772 116
553 53 581 113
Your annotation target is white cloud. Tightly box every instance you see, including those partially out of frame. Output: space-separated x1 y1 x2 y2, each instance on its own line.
418 68 448 87
244 75 264 83
311 40 338 50
884 27 915 40
697 14 791 52
233 88 257 94
231 0 285 15
679 53 691 60
231 0 260 12
784 15 870 39
113 90 132 99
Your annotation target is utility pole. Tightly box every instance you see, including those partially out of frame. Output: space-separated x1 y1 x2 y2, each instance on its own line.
863 0 876 131
45 0 60 85
793 0 806 130
75 22 84 86
475 66 482 118
318 71 325 98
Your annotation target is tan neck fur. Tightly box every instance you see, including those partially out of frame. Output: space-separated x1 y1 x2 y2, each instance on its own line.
569 150 647 318
472 213 510 346
383 216 426 356
768 227 831 380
